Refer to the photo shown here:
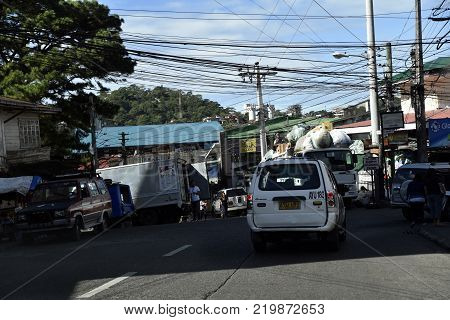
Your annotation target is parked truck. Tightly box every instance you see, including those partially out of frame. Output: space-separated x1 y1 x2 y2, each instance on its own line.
97 158 209 224
300 148 358 208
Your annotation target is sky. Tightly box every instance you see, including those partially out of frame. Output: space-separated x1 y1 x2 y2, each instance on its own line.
98 0 449 114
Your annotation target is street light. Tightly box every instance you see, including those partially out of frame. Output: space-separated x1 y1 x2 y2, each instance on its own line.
332 51 350 59
332 51 367 60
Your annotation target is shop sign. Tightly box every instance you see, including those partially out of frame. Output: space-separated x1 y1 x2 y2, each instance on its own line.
429 118 450 148
240 138 257 153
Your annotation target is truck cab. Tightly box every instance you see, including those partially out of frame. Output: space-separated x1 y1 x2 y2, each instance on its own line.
299 148 357 207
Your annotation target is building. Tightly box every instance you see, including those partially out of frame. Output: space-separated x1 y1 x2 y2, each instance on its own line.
243 103 275 122
335 56 450 144
0 97 60 173
394 56 450 113
85 121 224 168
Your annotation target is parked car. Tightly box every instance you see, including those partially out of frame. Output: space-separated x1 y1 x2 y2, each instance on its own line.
247 157 346 252
15 175 112 242
391 162 450 221
212 188 247 218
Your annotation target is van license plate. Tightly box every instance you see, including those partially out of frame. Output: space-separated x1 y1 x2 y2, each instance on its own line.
279 201 300 210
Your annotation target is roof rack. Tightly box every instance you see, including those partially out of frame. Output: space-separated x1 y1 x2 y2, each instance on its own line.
49 172 97 180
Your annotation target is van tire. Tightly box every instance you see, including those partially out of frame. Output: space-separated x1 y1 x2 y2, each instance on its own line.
322 228 340 251
338 220 347 242
344 198 352 209
251 231 266 253
96 213 109 233
71 217 82 241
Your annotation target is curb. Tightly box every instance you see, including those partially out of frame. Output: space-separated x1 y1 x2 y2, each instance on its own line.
417 227 450 251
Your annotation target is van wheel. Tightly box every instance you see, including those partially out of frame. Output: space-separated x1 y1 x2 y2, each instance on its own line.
97 213 109 233
71 218 82 241
344 198 352 209
322 228 340 251
251 231 266 253
402 208 412 221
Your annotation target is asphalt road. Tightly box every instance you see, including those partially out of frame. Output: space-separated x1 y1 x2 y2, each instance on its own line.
0 207 449 300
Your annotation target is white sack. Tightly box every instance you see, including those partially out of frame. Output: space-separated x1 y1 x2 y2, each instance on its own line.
330 129 352 147
286 125 306 142
311 128 333 149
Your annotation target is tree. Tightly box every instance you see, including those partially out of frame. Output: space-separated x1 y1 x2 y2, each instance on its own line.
102 85 231 125
0 0 135 157
286 104 302 117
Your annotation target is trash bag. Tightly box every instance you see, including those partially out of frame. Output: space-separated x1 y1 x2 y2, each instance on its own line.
286 125 306 142
349 140 364 154
301 135 315 151
330 129 352 147
311 128 333 149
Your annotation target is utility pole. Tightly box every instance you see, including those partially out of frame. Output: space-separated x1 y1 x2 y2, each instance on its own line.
89 95 98 176
178 90 183 119
385 42 394 112
413 0 428 163
120 131 129 165
365 0 380 147
239 62 276 159
384 42 395 199
366 0 383 201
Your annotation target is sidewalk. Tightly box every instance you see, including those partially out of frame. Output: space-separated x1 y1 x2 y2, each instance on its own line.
417 222 450 251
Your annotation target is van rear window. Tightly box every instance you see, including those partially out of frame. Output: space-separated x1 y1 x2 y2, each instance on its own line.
258 164 320 191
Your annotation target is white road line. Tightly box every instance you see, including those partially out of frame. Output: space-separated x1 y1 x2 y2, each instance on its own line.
163 244 192 257
77 272 136 299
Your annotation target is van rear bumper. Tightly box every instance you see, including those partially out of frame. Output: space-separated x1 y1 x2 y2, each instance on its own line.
247 212 338 232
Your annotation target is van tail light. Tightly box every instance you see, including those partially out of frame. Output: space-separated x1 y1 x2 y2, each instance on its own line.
247 194 253 209
327 191 336 208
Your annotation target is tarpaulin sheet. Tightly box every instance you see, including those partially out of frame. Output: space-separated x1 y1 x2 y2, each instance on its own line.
0 176 41 195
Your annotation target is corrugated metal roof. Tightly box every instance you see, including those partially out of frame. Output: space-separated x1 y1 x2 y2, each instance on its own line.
392 56 450 83
87 121 223 149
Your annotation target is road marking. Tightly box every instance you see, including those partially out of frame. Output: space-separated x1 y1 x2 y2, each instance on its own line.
77 272 136 299
163 244 192 257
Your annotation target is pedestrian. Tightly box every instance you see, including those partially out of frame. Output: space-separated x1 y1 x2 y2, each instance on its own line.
220 190 228 218
406 173 426 227
189 180 201 221
425 169 445 226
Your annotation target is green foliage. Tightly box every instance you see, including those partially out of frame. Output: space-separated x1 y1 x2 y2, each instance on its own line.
102 85 230 125
0 0 135 157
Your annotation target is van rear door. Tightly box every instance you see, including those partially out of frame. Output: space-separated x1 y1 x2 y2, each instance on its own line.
252 162 327 228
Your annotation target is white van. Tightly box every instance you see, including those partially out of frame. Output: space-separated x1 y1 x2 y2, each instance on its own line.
247 157 346 252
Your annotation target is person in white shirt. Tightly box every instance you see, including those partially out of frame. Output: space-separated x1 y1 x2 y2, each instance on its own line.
189 181 201 221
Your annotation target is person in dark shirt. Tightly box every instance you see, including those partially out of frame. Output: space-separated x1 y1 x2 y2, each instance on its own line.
406 173 426 226
425 169 445 226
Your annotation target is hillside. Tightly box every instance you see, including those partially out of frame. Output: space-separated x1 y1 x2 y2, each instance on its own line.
102 85 232 125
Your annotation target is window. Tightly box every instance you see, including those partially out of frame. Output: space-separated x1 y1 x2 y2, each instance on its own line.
258 164 320 191
96 180 109 195
87 182 99 196
226 188 246 197
80 182 90 198
19 119 40 148
304 150 354 171
31 182 78 203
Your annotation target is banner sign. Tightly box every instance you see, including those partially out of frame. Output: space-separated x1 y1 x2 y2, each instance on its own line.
239 138 257 153
429 118 450 148
387 131 409 145
364 156 379 170
381 111 404 130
